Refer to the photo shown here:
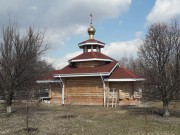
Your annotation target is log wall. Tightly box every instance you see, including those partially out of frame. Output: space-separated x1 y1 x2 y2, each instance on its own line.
49 83 62 104
64 77 103 105
109 82 134 96
49 79 142 106
108 82 141 105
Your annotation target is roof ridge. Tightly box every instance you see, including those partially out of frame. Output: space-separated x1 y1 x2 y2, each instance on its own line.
78 38 105 45
69 51 115 62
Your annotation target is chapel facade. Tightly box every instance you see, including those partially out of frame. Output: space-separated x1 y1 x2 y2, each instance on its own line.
37 19 144 106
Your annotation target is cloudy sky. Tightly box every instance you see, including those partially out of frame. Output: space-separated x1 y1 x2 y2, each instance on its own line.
1 0 180 69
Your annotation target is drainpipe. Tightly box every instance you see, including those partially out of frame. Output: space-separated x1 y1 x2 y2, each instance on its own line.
59 76 64 105
100 74 106 107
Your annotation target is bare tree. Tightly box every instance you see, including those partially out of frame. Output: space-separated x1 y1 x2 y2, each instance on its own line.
138 20 180 116
118 56 143 76
0 23 48 113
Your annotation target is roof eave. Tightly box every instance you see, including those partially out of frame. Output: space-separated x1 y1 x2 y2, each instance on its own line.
68 58 113 63
54 72 109 77
104 78 145 82
36 80 61 83
78 42 105 47
54 62 118 78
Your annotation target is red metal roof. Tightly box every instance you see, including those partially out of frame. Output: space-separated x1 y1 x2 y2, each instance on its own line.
40 70 60 80
69 52 114 62
54 61 118 75
109 67 142 79
38 64 144 81
78 39 105 45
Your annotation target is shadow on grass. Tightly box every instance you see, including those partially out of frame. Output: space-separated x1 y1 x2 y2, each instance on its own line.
59 114 78 119
121 106 180 118
14 128 38 135
0 111 16 118
23 127 38 132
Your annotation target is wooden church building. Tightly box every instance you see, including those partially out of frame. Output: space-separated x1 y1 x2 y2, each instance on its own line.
37 19 144 106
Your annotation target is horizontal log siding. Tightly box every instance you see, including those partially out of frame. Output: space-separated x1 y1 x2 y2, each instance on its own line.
64 77 103 105
109 82 140 105
50 83 62 104
109 82 133 94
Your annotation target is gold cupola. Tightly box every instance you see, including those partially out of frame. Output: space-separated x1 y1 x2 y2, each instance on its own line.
88 14 96 39
78 14 105 53
88 24 96 39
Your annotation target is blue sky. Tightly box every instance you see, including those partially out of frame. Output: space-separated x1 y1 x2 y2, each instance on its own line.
0 0 180 69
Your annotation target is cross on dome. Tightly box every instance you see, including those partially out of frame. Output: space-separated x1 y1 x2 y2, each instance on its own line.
88 13 96 39
90 13 93 25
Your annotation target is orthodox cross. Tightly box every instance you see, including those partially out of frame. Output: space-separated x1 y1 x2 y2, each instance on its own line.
90 13 93 24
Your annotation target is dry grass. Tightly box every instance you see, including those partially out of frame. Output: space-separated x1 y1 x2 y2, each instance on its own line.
0 101 180 135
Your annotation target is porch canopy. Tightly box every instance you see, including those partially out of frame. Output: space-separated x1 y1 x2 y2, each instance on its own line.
36 70 62 83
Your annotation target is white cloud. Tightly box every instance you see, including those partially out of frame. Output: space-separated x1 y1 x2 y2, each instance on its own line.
29 6 38 11
0 0 134 69
42 38 142 69
74 25 87 35
42 51 82 69
102 39 142 60
0 0 132 47
147 0 180 24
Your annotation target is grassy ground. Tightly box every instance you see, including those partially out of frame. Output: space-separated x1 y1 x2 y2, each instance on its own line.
0 101 180 135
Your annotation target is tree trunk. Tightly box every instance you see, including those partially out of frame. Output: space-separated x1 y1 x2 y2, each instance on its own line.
7 106 12 113
26 101 29 132
163 101 170 117
6 94 13 113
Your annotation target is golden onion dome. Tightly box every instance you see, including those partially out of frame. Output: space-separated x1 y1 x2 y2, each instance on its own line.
88 24 96 39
